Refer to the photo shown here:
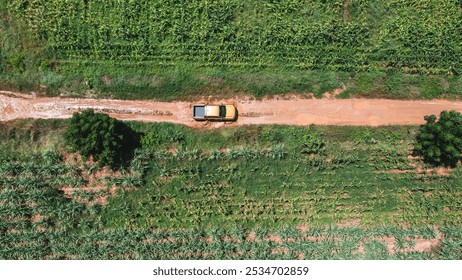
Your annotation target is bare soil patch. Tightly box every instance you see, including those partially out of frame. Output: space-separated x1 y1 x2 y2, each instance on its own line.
413 237 441 253
246 231 256 242
58 153 139 205
268 234 283 245
335 219 362 228
31 213 43 223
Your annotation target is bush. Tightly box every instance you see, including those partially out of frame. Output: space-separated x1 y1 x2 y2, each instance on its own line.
9 53 25 73
0 49 3 75
413 110 462 167
65 109 138 167
141 123 185 150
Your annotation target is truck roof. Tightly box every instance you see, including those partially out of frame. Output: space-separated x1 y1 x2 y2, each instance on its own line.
205 105 220 117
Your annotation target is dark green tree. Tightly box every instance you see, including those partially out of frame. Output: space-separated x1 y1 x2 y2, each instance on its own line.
413 110 462 167
65 109 139 167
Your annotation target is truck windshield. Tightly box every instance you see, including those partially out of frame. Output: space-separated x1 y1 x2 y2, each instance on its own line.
219 105 226 117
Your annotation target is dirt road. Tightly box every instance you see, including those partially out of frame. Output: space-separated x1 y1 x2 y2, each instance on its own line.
2 91 462 127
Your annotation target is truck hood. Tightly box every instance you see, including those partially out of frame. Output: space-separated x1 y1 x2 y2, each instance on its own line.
225 105 237 119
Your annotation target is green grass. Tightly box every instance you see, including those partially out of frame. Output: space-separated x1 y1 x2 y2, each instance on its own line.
79 65 346 100
1 119 461 259
340 71 459 99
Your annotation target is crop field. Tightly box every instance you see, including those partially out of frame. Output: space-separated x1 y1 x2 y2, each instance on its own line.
101 123 462 229
1 0 462 99
3 226 461 260
8 0 461 72
1 120 461 259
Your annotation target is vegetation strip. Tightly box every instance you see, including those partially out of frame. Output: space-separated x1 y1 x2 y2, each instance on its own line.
1 119 461 259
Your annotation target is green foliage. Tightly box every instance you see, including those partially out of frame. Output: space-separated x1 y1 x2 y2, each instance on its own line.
353 128 378 144
0 49 3 75
64 109 138 167
344 71 453 99
40 71 64 93
8 53 25 73
141 123 185 149
300 127 327 154
439 226 462 259
0 2 46 91
414 110 462 167
1 0 461 99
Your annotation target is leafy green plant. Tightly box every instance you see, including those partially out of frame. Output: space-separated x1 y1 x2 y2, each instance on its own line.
354 129 378 145
300 129 326 155
413 110 462 167
8 53 25 73
64 109 137 167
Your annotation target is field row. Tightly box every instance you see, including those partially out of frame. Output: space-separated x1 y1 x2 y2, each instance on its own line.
2 226 461 260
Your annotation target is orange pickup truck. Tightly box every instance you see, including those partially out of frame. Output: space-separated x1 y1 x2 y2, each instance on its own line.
192 104 237 121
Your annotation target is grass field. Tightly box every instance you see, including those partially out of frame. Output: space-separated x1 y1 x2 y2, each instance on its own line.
1 0 461 100
1 120 461 259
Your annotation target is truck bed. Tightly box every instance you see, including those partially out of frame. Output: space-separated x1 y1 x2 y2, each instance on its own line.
193 105 205 118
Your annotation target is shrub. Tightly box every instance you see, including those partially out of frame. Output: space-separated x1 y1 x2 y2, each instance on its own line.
64 109 137 167
9 53 25 73
413 110 462 167
0 49 3 75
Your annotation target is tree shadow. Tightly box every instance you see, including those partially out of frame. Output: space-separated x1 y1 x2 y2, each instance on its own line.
115 121 141 169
